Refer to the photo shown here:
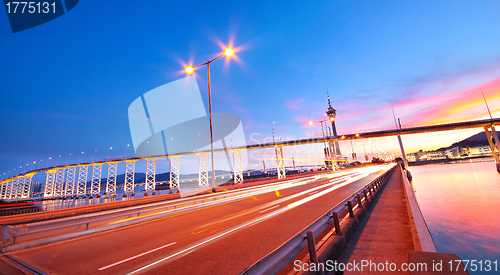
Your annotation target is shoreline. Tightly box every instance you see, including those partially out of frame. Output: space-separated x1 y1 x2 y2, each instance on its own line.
408 156 494 166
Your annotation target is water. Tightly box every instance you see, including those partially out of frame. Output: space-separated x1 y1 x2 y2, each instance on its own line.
39 187 175 212
410 158 500 274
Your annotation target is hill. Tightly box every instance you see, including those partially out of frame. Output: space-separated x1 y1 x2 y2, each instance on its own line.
436 132 489 151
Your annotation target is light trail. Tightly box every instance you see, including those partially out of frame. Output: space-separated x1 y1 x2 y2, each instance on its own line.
98 242 176 271
259 205 281 213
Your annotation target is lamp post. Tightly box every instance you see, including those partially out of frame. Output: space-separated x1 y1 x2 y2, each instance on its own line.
185 48 235 188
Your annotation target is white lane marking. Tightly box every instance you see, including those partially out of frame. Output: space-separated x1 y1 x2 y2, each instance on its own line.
126 208 290 275
99 242 176 271
259 205 280 213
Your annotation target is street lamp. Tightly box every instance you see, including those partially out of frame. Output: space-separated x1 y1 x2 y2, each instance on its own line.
185 47 235 188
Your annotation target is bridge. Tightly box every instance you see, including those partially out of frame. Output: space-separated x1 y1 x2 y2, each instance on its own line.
1 117 499 202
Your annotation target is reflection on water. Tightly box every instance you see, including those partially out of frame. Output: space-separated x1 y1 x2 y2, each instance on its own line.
410 158 500 274
40 187 173 212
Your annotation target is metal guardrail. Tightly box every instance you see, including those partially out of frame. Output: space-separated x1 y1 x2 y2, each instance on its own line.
0 202 43 217
0 189 178 217
240 164 397 275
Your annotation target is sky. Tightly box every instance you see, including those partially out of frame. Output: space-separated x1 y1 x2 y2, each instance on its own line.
1 0 500 180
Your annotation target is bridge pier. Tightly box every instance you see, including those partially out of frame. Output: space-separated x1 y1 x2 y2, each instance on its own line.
124 160 135 196
77 165 89 197
328 141 339 170
0 181 6 199
198 153 209 189
53 168 66 198
397 134 409 169
21 174 34 198
6 179 13 199
7 180 12 199
3 181 10 199
7 178 15 199
5 180 11 199
18 177 25 198
12 178 19 199
484 125 500 173
65 166 77 198
43 170 57 199
233 150 244 184
145 159 156 195
275 146 286 179
106 162 118 196
9 178 16 199
10 177 20 199
169 156 179 189
91 164 102 197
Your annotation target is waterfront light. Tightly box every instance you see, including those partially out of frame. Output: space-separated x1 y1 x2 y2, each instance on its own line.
308 121 313 126
185 66 194 73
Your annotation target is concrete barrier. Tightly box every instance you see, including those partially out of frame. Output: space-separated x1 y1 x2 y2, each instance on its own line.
401 166 437 252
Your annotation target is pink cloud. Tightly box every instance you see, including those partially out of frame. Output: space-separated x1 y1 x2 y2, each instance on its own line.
293 114 311 125
389 76 500 127
284 98 305 110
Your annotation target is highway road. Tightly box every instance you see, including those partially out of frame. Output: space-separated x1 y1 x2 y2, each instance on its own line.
4 165 392 275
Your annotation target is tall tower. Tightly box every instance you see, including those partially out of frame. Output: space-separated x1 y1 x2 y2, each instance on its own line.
326 90 342 156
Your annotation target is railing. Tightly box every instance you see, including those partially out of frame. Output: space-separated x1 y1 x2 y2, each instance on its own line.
240 164 397 275
0 202 43 217
0 188 180 217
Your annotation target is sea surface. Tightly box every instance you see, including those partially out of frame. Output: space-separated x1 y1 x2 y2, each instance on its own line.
410 158 500 274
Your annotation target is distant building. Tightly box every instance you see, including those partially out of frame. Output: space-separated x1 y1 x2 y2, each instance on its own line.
467 145 492 157
408 149 447 161
407 154 416 162
446 147 460 159
409 145 493 162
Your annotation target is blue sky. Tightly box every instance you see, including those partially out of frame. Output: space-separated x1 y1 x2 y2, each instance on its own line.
2 1 500 178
